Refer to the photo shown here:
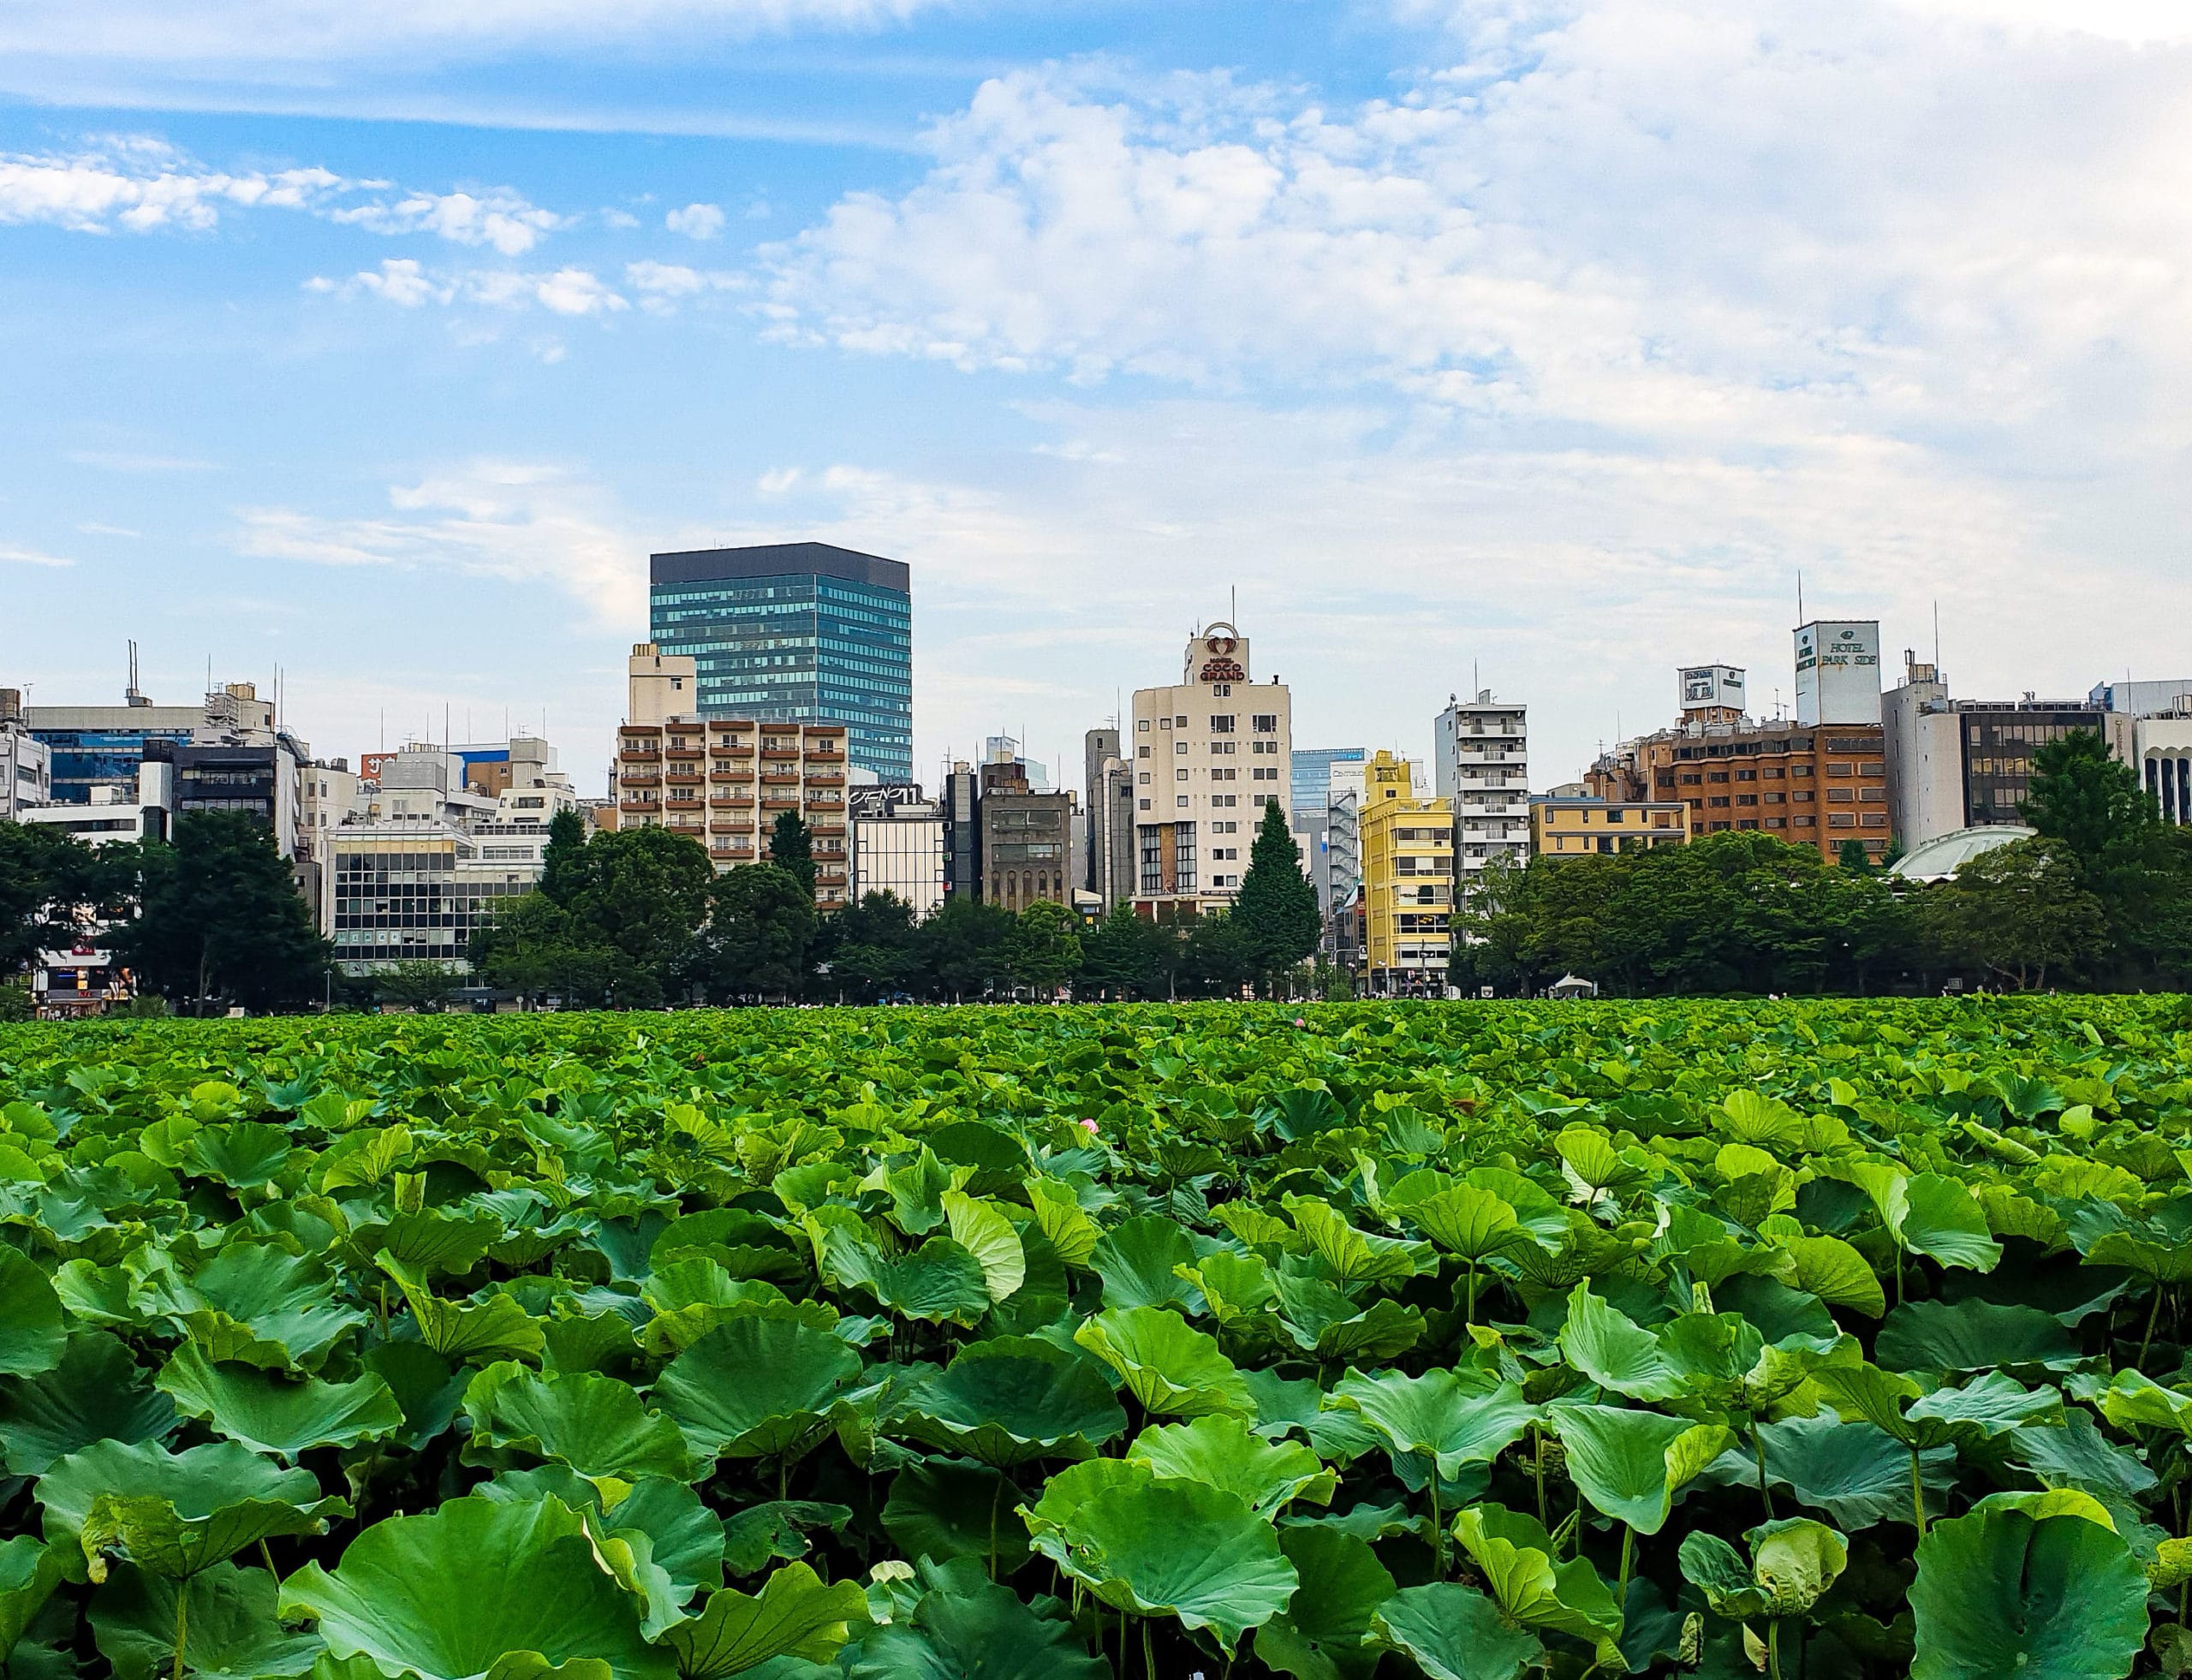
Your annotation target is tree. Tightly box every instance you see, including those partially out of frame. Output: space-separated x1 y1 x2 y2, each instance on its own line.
1078 904 1175 1000
538 808 590 906
1920 837 2108 991
2022 730 2153 861
1838 838 1873 873
822 891 921 1000
770 813 817 900
1230 801 1321 991
1181 909 1257 997
0 821 132 978
375 960 463 1012
1004 899 1083 998
119 813 329 1012
708 864 816 1000
917 897 1014 1000
567 826 717 1003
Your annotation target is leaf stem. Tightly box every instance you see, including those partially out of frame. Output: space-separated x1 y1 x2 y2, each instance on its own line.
1753 1426 1773 1520
1617 1524 1634 1598
1428 1457 1444 1576
989 1476 1004 1582
1534 1424 1548 1528
173 1576 189 1680
1909 1445 1927 1538
1767 1617 1784 1680
2142 1287 2165 1369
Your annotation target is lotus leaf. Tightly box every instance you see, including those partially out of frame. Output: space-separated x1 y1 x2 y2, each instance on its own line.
90 1561 325 1680
844 1558 1108 1680
146 1242 366 1372
0 1536 66 1661
1072 1306 1253 1417
38 1439 348 1582
1330 1369 1534 1481
158 1344 405 1460
0 1247 67 1379
887 1336 1126 1467
464 1364 696 1483
652 1318 863 1465
1909 1502 2148 1680
1551 1404 1732 1536
280 1495 674 1680
1024 1471 1298 1656
1127 1414 1335 1514
0 1331 178 1474
1252 1527 1395 1680
378 1255 545 1363
1450 1504 1624 1666
652 1564 870 1677
1367 1582 1545 1680
1088 1216 1203 1313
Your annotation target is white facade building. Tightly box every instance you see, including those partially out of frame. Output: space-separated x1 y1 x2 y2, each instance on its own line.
850 789 945 915
1129 621 1292 917
0 694 51 819
1434 691 1529 894
1795 621 1883 727
2138 712 2192 826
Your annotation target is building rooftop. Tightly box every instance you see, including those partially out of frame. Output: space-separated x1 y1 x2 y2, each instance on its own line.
649 542 908 592
1888 823 2037 884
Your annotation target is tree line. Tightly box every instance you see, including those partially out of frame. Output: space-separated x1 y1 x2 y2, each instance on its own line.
1455 730 2192 995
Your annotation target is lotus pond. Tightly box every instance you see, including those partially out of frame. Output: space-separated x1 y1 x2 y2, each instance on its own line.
3 997 2192 1679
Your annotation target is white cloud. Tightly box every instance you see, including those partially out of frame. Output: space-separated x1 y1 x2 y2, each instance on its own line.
664 202 726 240
234 462 649 624
0 544 74 567
0 137 565 253
0 0 943 66
313 259 629 315
75 521 140 537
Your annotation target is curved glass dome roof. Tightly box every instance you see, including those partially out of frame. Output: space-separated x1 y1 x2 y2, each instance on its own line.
1889 823 2037 883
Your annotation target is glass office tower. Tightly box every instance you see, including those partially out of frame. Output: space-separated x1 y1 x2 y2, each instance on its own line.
649 543 913 783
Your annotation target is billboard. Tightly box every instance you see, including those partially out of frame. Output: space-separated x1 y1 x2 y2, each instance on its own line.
1795 621 1881 726
1678 664 1746 714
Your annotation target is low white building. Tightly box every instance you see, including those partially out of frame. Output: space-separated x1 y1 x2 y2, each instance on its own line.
1 690 51 819
850 788 945 915
322 819 544 974
2137 709 2192 826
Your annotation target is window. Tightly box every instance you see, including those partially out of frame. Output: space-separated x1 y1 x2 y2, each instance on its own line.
1708 796 1730 807
1736 769 1756 781
1176 741 1188 755
1176 715 1188 726
1176 769 1188 781
1139 798 1150 811
1176 795 1188 808
1137 772 1150 785
1137 745 1150 759
1160 718 1171 730
1213 683 1231 697
1828 763 1854 777
1139 719 1150 732
1210 715 1236 732
1708 771 1730 783
1252 714 1278 733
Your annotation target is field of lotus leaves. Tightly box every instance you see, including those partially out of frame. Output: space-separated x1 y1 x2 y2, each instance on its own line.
3 996 2192 1679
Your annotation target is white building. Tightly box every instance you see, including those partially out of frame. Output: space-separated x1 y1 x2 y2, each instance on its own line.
1434 691 1529 894
1794 621 1883 727
850 787 945 915
1129 621 1292 917
2092 679 2192 719
0 690 51 819
2137 709 2192 826
322 819 545 974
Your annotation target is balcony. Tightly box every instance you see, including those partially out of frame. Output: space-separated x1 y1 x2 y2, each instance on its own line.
760 747 800 761
805 748 847 764
807 771 845 788
709 794 754 810
617 798 658 814
665 795 705 813
618 748 660 763
665 769 704 787
664 746 703 760
761 795 801 812
621 771 662 788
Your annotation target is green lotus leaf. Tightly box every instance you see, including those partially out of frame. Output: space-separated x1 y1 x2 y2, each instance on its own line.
2098 1369 2192 1438
888 1336 1125 1468
378 1256 545 1364
652 1564 869 1678
1023 1178 1101 1270
809 1217 991 1326
90 1560 325 1680
1389 1179 1529 1262
1176 1250 1278 1325
182 1122 295 1190
867 1147 963 1237
1127 1414 1335 1515
844 1558 1109 1680
1784 1236 1885 1316
1282 1197 1435 1284
1747 1517 1848 1616
349 1209 504 1279
1883 1173 2003 1274
146 1242 367 1372
1874 1299 2082 1374
0 1331 177 1474
883 1456 1031 1574
1558 1284 1683 1402
1024 1473 1298 1656
157 1344 404 1460
2005 1409 2157 1500
463 1365 695 1484
1909 1503 2149 1680
1677 1531 1768 1620
279 1495 673 1680
1253 1526 1395 1680
479 1470 725 1600
1551 1405 1732 1536
1450 1504 1624 1666
1329 1370 1535 1482
718 1503 851 1579
938 1193 1024 1303
1712 1414 1956 1528
1269 1267 1425 1361
51 1255 140 1327
1089 1216 1203 1313
1902 1371 2066 1449
652 1318 864 1463
0 1248 67 1379
366 1342 470 1451
39 1439 348 1582
1072 1307 1254 1418
637 1266 821 1359
0 1536 67 1661
1367 1582 1544 1680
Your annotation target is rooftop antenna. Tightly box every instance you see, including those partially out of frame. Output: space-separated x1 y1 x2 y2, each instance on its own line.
1230 584 1236 625
1933 600 1940 672
1797 569 1805 625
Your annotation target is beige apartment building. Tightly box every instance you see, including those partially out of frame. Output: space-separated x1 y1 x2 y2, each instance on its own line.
1129 621 1292 920
609 644 849 908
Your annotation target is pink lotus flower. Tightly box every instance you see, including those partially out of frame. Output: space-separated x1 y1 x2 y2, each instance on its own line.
1079 1118 1099 1134
1294 1017 1307 1028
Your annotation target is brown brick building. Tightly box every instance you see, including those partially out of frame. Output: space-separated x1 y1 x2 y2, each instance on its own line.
1592 722 1889 863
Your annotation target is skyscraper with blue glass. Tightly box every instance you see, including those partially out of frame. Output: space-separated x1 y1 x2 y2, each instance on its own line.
649 543 913 783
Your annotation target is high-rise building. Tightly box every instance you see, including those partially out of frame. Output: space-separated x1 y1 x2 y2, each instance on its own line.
1290 747 1365 919
1084 728 1137 914
649 543 912 784
850 785 945 914
1433 692 1530 895
1359 750 1452 996
1130 620 1292 919
610 644 850 905
976 754 1075 911
1883 652 2135 848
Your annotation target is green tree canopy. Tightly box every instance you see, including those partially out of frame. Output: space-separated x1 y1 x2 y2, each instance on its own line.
1921 837 2107 992
1004 899 1083 997
0 822 136 978
710 864 817 1000
116 813 328 1013
2022 729 2153 862
1230 801 1321 989
917 898 1014 1000
770 813 818 900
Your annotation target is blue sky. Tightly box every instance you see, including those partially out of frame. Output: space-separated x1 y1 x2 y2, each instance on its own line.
3 0 2189 796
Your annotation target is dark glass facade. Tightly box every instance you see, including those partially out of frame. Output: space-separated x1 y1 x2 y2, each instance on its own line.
650 544 912 783
35 726 191 804
1958 706 2110 826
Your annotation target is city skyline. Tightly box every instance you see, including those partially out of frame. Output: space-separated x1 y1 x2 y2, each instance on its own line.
4 0 2190 789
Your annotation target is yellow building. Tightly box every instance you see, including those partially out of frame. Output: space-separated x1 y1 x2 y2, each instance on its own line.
1359 750 1453 996
1531 796 1689 858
